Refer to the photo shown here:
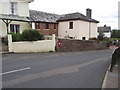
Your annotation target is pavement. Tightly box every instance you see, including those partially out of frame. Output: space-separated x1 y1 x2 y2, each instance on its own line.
102 46 119 89
102 64 118 89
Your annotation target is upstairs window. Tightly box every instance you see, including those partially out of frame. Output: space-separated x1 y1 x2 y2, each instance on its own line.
10 24 20 34
44 23 49 29
10 2 17 15
69 22 73 29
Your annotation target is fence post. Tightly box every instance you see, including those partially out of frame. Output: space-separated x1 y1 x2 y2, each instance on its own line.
8 35 12 52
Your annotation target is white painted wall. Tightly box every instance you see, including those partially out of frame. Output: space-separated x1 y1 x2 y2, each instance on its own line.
0 0 33 37
0 0 31 16
8 34 56 53
58 20 98 40
0 20 7 37
90 22 98 38
104 32 111 37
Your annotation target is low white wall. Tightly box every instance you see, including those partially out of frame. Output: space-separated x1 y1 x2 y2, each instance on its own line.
8 34 56 53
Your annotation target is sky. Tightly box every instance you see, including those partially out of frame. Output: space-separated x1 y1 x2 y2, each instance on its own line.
29 0 119 29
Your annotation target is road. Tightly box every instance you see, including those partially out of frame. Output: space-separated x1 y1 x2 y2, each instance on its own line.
2 50 112 88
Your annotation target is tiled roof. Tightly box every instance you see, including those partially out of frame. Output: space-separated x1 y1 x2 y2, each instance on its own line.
57 12 99 23
29 10 61 23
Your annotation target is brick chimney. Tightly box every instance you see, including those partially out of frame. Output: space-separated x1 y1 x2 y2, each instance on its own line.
86 8 92 19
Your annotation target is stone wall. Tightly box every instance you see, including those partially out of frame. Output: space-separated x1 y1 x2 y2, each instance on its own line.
57 39 107 52
35 23 58 36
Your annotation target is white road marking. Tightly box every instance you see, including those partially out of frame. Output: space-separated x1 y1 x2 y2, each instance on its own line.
3 56 110 87
0 67 30 76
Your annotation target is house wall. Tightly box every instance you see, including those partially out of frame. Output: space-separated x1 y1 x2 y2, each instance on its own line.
8 34 56 53
9 21 31 33
0 20 7 37
0 0 33 37
36 23 58 36
104 32 111 37
0 0 31 17
90 23 98 38
0 20 31 37
58 20 98 40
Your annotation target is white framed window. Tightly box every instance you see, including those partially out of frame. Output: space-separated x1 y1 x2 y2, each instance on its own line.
10 24 20 34
10 2 17 15
69 22 73 29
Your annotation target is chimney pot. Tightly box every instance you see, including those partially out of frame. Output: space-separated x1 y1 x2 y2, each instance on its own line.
104 25 107 27
86 8 92 19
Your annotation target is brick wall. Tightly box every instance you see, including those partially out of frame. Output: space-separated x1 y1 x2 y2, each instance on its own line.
57 39 107 52
36 22 58 36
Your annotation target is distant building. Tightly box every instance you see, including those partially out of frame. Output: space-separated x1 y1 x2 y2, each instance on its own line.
98 25 111 37
57 9 99 40
29 10 61 36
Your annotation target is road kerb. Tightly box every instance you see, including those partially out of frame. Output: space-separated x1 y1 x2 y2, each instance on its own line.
102 65 111 89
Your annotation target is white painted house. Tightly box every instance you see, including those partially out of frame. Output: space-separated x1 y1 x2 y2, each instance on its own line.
0 0 34 37
57 9 99 40
98 25 111 38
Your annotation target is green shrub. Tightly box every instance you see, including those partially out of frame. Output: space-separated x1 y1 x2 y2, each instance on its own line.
102 37 111 43
38 33 45 40
98 31 105 41
102 37 112 47
8 32 21 42
89 37 98 40
21 29 44 41
1 36 8 45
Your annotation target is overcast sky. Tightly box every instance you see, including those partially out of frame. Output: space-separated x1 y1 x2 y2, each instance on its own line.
29 0 119 29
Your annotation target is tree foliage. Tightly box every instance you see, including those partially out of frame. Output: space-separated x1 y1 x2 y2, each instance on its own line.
111 29 120 38
97 31 105 41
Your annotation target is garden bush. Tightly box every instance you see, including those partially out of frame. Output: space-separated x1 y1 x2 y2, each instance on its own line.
1 36 8 45
8 32 21 42
102 37 112 47
89 37 98 41
21 29 44 41
8 29 44 42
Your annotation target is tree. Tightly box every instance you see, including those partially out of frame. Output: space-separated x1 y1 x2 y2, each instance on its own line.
111 29 120 38
98 31 105 41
